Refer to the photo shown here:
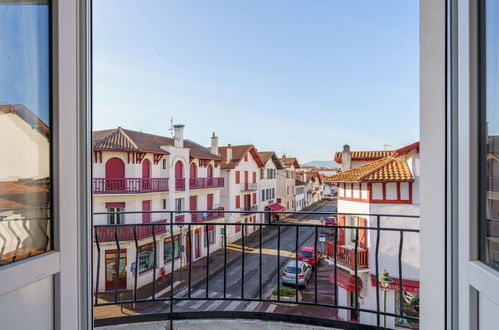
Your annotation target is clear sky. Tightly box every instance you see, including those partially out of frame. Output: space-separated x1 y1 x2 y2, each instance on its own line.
93 0 419 163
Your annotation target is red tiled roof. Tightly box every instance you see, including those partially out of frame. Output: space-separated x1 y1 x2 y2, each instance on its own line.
0 179 50 211
334 150 394 163
324 157 414 183
0 104 50 139
281 156 300 169
219 145 265 169
257 151 285 169
93 128 223 161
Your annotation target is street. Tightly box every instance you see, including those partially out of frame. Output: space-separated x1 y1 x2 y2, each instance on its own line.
143 199 338 317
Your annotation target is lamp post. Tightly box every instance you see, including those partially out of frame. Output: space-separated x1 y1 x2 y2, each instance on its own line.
379 269 394 328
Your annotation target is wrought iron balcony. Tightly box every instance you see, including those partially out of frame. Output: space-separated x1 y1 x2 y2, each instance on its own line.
240 182 258 191
93 210 419 330
175 178 186 191
93 178 169 194
189 177 224 189
94 219 168 242
240 205 258 213
190 207 225 223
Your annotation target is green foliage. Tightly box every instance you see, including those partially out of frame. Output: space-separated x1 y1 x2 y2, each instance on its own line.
272 287 296 297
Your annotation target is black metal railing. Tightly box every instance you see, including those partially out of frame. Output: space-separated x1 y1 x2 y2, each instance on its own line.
92 210 419 330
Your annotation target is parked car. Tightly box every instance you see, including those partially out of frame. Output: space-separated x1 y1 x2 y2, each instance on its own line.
323 194 333 200
297 246 322 265
281 260 312 287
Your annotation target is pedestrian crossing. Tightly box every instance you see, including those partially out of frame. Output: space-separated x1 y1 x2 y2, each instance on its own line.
164 288 264 313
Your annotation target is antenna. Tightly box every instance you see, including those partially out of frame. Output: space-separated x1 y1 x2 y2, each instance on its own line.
168 117 174 137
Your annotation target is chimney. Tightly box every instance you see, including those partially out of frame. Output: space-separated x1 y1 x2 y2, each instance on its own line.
173 124 184 148
342 144 352 171
211 132 219 155
226 144 232 163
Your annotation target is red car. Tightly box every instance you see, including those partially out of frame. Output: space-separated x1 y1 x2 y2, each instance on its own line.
297 247 322 265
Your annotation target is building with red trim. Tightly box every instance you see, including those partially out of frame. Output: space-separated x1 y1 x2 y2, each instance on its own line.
257 151 286 216
92 125 225 292
325 142 420 327
278 155 301 211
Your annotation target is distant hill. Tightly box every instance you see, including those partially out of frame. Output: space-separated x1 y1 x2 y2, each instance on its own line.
302 160 338 168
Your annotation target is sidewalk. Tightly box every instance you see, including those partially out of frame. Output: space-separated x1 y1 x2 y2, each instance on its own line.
94 224 282 319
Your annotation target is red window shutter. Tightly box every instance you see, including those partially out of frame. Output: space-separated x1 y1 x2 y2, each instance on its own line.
189 196 197 211
252 193 257 205
142 200 151 223
338 215 346 245
236 171 240 184
236 195 240 209
253 172 256 183
207 194 213 210
359 217 367 248
235 221 241 233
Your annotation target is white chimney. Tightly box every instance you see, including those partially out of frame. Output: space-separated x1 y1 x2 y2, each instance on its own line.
341 144 352 171
173 124 184 148
211 132 219 155
226 144 232 162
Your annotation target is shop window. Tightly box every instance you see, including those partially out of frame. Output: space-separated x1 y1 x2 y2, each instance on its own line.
395 291 420 329
163 235 181 263
138 242 156 273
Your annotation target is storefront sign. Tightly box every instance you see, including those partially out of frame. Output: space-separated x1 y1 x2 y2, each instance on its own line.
370 275 420 293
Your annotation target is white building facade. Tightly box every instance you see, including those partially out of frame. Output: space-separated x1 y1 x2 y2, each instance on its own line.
325 142 420 329
277 156 300 211
92 126 225 292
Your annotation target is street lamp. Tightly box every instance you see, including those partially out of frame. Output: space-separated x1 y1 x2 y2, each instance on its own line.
379 269 394 328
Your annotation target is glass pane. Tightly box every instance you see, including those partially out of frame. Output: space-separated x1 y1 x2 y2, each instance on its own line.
0 1 51 266
482 0 499 270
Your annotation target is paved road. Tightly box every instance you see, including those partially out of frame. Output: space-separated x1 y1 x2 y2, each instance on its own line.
148 200 337 315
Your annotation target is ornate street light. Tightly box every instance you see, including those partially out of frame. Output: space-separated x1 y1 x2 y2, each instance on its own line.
379 269 394 328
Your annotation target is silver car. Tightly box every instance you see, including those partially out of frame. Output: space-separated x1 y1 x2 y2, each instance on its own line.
281 260 312 287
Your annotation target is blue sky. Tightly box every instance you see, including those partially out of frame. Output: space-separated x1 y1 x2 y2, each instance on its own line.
93 0 419 163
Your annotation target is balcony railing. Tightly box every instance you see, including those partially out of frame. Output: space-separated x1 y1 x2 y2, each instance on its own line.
190 207 225 223
325 242 369 269
240 182 257 191
189 177 224 189
95 219 168 242
240 205 258 213
93 210 419 330
175 178 186 191
93 178 169 194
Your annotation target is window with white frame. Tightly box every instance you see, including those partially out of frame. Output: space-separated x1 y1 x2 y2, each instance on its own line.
175 198 184 214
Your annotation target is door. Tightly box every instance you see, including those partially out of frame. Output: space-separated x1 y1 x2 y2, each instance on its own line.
244 171 249 190
244 194 251 210
141 158 150 190
105 249 127 290
190 195 197 221
142 200 151 223
358 217 367 249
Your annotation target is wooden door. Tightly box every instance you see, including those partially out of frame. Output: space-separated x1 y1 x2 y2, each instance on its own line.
185 231 191 266
141 159 150 190
338 215 346 245
358 217 367 248
207 194 213 210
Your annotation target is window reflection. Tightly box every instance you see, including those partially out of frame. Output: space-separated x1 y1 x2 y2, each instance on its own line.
0 1 51 265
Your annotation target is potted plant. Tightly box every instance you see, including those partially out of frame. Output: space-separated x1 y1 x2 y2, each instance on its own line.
271 287 302 305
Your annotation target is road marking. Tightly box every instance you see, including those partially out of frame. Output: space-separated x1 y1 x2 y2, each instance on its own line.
224 300 241 311
175 290 204 306
147 281 181 300
205 299 224 311
265 304 277 313
244 301 260 311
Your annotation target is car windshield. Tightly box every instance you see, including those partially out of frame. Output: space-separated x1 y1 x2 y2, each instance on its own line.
299 251 313 257
284 266 302 274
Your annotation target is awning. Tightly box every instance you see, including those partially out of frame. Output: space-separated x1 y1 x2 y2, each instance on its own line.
329 269 363 292
265 203 285 212
370 275 420 294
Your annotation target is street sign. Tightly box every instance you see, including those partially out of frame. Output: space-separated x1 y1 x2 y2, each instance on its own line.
319 234 326 242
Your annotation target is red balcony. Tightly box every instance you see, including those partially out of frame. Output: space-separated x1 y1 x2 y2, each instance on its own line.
175 178 186 191
326 242 369 269
93 178 169 194
175 214 185 223
95 219 168 242
189 177 224 189
190 207 225 223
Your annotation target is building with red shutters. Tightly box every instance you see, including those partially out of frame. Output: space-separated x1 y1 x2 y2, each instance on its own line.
92 125 225 292
325 142 420 328
218 144 265 243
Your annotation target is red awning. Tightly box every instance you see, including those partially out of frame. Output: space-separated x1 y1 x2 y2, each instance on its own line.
329 269 363 292
370 275 420 294
265 203 285 212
